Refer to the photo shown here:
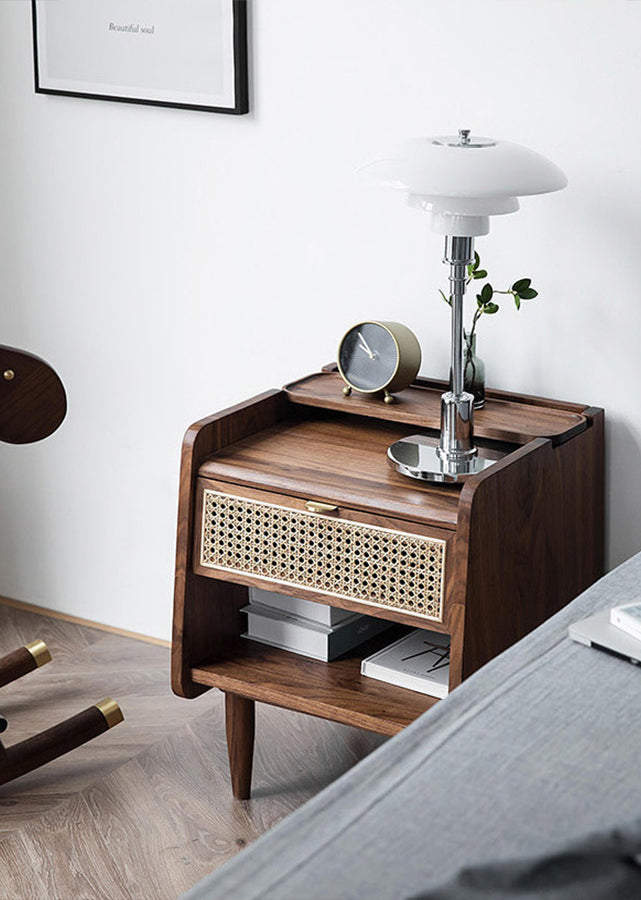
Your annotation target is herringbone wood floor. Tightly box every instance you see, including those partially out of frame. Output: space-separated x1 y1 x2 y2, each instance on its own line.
0 602 385 899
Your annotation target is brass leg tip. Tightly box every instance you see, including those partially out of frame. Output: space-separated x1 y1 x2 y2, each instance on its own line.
95 698 124 729
25 639 52 667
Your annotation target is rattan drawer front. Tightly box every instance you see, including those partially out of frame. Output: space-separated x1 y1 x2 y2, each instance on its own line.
199 488 446 621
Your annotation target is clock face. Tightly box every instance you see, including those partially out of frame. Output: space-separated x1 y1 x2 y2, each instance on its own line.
338 323 399 392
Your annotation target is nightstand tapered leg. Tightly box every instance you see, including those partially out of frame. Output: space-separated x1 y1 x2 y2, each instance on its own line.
225 692 255 800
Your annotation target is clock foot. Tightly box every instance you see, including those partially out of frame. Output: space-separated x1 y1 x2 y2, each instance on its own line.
384 391 394 404
342 386 352 396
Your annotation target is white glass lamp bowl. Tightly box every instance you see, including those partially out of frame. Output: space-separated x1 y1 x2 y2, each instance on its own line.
361 130 567 482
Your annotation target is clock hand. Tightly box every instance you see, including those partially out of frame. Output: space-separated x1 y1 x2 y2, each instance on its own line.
357 332 376 359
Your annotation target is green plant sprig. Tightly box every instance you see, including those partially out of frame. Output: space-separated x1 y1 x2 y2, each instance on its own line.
439 252 538 355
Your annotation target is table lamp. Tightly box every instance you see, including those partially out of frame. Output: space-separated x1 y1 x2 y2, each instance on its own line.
361 129 567 482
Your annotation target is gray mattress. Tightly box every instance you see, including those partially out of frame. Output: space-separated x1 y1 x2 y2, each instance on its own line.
183 551 641 900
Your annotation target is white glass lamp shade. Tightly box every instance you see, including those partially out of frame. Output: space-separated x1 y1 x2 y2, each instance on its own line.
360 133 568 236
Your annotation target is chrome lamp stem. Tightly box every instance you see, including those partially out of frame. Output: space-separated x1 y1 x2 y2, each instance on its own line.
438 235 477 463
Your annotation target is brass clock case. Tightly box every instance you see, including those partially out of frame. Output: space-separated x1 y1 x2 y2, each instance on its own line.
337 321 422 396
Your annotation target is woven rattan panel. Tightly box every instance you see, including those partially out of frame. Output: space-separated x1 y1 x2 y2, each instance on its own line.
200 490 446 621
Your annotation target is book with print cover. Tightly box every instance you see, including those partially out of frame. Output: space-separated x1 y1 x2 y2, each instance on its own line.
361 628 450 698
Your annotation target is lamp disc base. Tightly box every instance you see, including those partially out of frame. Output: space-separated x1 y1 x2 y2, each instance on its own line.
387 435 501 483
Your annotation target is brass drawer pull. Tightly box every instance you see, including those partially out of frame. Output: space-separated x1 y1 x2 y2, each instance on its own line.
305 501 339 515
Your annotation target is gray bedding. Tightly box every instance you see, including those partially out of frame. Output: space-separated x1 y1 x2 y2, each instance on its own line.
183 551 641 900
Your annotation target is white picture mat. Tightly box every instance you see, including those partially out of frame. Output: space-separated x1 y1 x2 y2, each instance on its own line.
34 0 237 109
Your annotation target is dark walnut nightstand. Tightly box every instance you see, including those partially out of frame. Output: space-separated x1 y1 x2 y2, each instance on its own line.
171 368 604 799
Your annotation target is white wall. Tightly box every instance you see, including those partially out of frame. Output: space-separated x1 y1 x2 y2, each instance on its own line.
1 0 640 640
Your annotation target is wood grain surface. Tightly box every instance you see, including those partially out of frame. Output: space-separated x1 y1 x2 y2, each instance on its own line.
0 601 384 899
319 363 592 413
455 407 605 679
192 630 436 736
0 646 39 689
0 346 66 444
225 693 255 800
286 371 588 445
198 413 463 528
172 391 289 700
0 705 113 787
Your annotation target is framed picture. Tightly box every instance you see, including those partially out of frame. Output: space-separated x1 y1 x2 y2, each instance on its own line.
31 0 249 115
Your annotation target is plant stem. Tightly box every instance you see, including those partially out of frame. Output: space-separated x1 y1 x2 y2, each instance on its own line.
466 307 483 349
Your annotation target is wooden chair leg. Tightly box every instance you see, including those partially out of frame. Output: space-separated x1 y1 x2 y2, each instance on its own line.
0 640 51 688
225 692 255 800
0 698 124 786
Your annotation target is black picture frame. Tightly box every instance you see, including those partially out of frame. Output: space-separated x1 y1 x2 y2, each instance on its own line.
31 0 249 115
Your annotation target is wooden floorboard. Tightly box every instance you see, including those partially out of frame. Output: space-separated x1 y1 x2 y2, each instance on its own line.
0 604 385 898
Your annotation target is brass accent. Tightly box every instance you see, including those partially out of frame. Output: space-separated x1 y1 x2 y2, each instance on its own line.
95 697 124 729
25 639 52 668
201 490 445 621
383 391 394 404
342 385 352 396
337 321 422 398
305 501 339 514
3 370 15 381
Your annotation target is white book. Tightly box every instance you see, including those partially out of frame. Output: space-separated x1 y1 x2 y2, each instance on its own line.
361 628 450 698
249 587 353 626
610 601 641 643
242 603 393 661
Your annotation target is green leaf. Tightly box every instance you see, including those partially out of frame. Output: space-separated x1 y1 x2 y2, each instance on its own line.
476 294 484 308
518 288 538 300
472 269 488 279
471 251 481 271
512 278 531 293
484 303 499 314
439 289 452 306
480 283 494 303
514 294 521 310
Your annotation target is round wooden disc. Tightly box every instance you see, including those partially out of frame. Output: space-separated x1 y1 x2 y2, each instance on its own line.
0 345 67 444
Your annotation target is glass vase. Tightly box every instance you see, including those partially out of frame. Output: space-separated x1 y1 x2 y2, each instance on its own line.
464 331 486 409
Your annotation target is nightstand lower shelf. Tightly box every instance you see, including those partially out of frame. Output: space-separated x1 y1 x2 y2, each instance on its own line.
190 632 437 737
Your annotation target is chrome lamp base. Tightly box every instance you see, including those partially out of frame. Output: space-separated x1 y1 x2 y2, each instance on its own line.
387 434 498 483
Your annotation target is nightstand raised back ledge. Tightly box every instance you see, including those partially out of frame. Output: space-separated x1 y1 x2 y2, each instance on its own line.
286 369 589 446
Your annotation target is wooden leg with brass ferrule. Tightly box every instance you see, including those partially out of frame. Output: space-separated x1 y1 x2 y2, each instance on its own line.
0 698 124 787
0 639 52 688
225 692 255 800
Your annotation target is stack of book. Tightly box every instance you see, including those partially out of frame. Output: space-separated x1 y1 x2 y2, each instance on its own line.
242 588 393 661
361 628 451 698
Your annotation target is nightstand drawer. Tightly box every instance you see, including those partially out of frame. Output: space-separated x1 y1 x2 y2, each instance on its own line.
194 479 450 623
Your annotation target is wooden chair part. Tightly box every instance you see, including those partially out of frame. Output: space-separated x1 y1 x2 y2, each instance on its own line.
0 639 52 689
0 352 119 787
0 699 124 786
0 641 124 786
0 345 67 444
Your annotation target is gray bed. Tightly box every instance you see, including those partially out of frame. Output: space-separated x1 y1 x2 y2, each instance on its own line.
183 551 641 900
